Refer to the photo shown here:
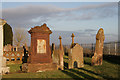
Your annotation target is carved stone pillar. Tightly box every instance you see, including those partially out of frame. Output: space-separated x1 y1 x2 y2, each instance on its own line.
0 18 10 75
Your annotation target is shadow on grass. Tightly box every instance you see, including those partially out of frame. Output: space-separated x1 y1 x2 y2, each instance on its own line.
103 55 120 65
69 69 99 80
84 60 91 66
62 70 84 79
64 62 68 69
79 68 111 79
63 61 97 79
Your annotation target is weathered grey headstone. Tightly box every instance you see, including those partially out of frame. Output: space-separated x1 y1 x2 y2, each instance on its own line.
91 28 105 65
4 44 12 51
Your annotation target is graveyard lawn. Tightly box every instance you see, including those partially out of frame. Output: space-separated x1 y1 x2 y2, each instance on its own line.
2 56 120 79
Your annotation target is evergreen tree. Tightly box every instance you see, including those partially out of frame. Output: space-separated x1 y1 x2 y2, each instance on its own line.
3 23 13 46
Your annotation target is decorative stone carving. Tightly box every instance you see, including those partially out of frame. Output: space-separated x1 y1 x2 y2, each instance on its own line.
37 39 46 54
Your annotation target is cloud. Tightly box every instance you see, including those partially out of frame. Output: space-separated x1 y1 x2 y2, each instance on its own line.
1 2 117 28
84 29 96 32
2 5 64 27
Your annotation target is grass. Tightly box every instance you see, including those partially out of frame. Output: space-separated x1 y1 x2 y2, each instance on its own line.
2 56 120 79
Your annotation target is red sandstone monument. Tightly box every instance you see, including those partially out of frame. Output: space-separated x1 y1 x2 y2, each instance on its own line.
22 23 57 72
28 23 52 63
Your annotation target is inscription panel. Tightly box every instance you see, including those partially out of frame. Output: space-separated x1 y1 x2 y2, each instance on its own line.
37 39 46 53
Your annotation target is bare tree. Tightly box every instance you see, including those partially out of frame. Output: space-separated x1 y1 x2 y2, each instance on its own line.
13 28 29 48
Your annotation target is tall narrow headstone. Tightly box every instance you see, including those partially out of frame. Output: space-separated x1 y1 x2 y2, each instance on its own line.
51 43 55 57
58 36 64 70
91 28 105 65
52 36 64 70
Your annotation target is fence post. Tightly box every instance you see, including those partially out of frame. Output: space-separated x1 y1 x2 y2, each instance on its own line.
109 43 110 55
91 43 94 57
115 42 117 55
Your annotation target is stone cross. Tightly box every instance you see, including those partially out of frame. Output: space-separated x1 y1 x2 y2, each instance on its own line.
59 36 63 50
71 33 75 44
91 28 105 65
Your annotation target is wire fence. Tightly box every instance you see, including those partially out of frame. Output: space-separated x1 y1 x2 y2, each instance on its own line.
80 42 120 56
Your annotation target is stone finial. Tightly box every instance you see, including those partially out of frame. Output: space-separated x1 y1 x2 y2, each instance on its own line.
59 36 63 50
71 33 75 44
43 23 47 26
59 36 62 40
71 33 75 37
0 18 7 25
59 36 62 45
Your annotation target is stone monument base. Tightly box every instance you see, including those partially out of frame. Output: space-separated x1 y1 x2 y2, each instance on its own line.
22 63 57 72
91 54 103 66
0 56 10 74
1 67 10 74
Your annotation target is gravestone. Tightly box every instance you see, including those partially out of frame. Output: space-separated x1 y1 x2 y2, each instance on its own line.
22 23 57 72
0 19 10 75
4 44 12 51
52 43 58 64
68 33 84 69
22 46 28 63
51 43 55 57
52 36 64 70
91 28 105 65
58 36 64 70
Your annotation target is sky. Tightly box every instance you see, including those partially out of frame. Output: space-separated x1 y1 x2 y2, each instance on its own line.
0 1 119 45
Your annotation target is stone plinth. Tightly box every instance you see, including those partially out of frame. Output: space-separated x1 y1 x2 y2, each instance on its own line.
28 63 57 72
